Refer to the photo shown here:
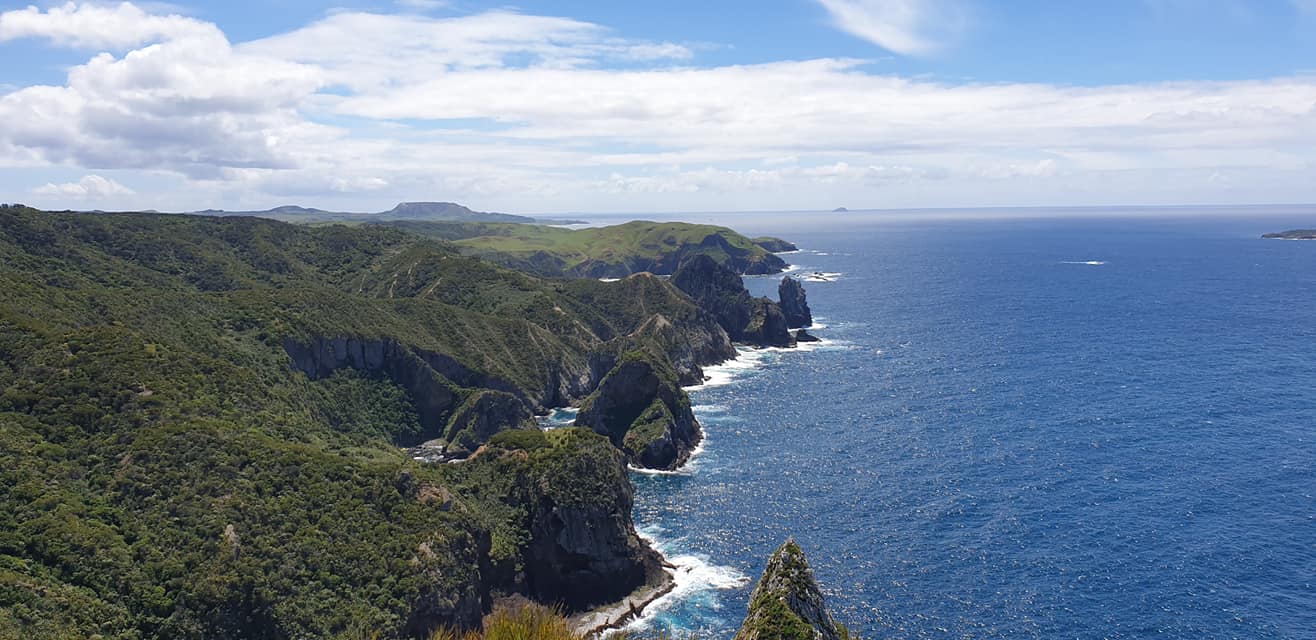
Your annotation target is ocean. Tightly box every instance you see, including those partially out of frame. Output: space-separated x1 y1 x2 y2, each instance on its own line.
588 208 1316 639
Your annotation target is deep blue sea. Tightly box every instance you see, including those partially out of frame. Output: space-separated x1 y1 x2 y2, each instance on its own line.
582 208 1316 640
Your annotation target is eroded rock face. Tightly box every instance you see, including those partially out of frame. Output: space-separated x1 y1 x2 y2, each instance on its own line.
671 255 795 348
778 276 813 329
753 237 799 253
442 390 535 457
519 429 667 610
734 539 846 640
573 354 701 470
744 298 796 348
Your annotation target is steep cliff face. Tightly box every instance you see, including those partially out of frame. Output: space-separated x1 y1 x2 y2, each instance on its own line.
573 352 701 470
442 390 536 457
778 276 813 329
734 539 847 640
753 237 799 253
516 429 667 609
672 255 795 348
744 298 796 348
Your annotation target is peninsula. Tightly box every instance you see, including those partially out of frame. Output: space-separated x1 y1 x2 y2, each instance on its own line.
0 202 820 639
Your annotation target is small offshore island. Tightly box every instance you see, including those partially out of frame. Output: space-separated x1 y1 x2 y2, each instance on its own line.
1261 229 1316 240
0 202 838 640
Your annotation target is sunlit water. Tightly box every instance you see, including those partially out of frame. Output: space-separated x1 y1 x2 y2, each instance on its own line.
587 208 1316 640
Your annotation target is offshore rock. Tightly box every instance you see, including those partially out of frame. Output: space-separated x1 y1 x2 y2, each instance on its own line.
671 255 795 348
778 276 813 329
794 329 821 343
734 539 846 640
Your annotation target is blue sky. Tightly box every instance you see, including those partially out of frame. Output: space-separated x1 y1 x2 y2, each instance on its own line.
2 0 1315 213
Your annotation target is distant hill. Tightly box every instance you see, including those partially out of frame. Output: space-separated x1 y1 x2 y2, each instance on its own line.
1262 229 1316 240
190 201 585 225
381 219 789 278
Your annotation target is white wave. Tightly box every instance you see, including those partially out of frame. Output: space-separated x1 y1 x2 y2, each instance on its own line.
691 404 728 413
536 407 579 429
598 277 622 282
618 529 750 635
1060 260 1106 266
800 271 842 282
684 349 773 391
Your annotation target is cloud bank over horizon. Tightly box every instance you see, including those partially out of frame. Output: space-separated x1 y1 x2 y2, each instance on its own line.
1 1 1314 213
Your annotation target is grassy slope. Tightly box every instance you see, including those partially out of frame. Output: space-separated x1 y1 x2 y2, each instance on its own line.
380 220 785 277
0 207 719 639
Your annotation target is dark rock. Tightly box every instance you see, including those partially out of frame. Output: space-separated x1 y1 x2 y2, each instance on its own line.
574 353 701 470
778 276 813 329
442 390 535 458
520 429 667 610
794 329 820 343
734 539 846 640
671 255 795 348
752 237 799 253
743 298 796 348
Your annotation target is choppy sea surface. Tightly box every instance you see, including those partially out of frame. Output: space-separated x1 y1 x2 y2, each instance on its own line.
577 207 1316 640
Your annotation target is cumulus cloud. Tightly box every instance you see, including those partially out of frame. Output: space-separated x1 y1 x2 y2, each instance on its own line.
0 3 326 177
34 174 135 197
0 2 218 50
813 0 967 56
1 1 1314 211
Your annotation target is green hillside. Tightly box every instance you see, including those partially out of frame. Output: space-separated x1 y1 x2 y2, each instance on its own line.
380 220 788 278
0 206 737 639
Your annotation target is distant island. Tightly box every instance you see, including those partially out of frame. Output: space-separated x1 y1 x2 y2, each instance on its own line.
1262 229 1316 240
191 201 587 225
832 207 849 212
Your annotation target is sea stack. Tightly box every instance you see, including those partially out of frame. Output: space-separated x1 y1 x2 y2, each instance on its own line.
733 539 847 640
778 276 813 329
671 254 795 348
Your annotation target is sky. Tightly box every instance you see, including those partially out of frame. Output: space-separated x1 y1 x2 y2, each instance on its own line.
1 1 1315 214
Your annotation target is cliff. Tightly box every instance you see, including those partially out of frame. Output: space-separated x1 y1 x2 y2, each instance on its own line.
778 276 813 329
734 540 848 640
573 352 701 470
0 207 779 639
671 254 795 348
753 237 799 252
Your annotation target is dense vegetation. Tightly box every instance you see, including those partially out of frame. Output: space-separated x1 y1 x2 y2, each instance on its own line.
379 220 788 278
0 206 739 639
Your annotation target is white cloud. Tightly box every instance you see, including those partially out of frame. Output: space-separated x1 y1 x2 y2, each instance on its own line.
1 2 1314 212
813 0 967 56
34 174 135 197
0 3 326 177
0 2 219 50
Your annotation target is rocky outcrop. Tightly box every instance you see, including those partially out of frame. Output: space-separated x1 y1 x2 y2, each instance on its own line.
778 276 813 329
794 329 821 343
734 539 847 640
744 298 796 348
753 237 799 252
518 429 668 610
574 352 701 470
620 313 734 387
442 390 536 457
671 255 795 348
